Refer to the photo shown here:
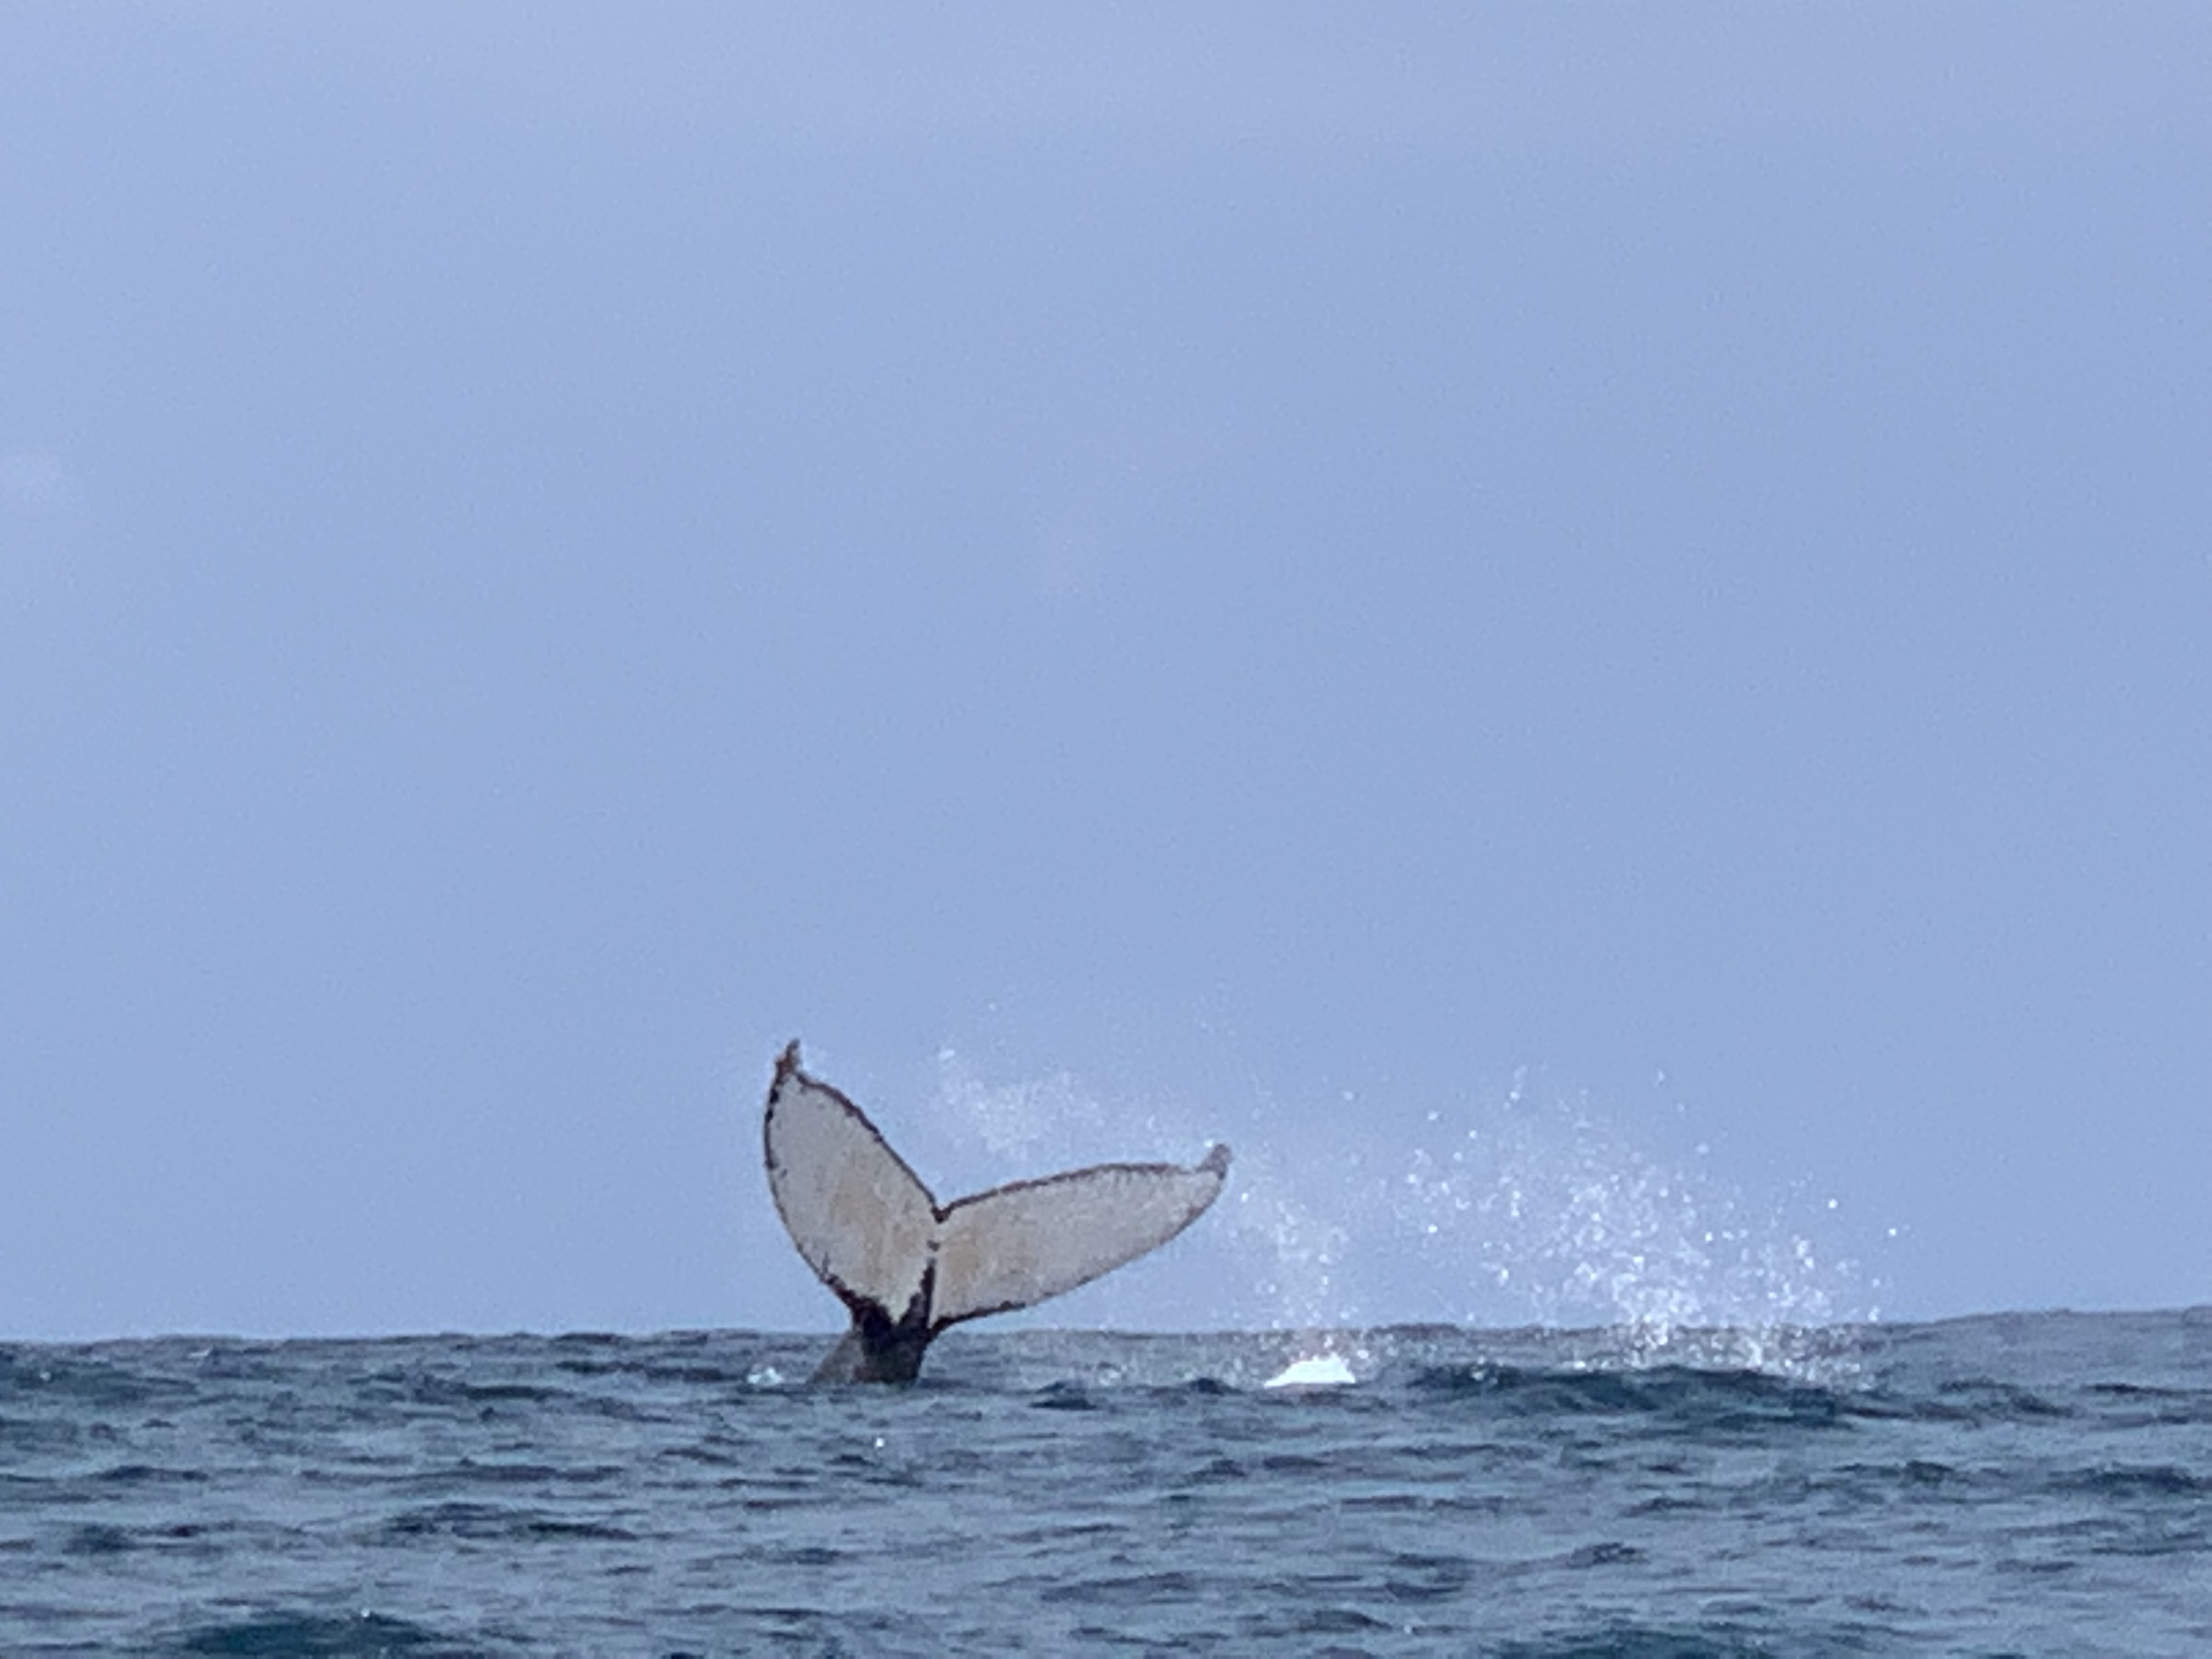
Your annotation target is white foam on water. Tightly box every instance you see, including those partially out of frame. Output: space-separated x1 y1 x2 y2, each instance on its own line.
1263 1352 1357 1389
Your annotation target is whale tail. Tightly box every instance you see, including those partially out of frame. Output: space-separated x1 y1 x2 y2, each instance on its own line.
762 1041 1233 1382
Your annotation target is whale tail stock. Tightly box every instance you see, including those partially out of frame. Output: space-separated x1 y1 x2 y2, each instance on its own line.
762 1041 1233 1383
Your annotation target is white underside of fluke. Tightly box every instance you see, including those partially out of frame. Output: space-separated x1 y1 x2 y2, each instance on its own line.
763 1042 1232 1334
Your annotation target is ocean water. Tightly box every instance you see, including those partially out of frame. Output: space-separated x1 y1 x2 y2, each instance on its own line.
2 1312 2207 1657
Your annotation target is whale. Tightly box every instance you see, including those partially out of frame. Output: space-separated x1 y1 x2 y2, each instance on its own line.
763 1041 1233 1383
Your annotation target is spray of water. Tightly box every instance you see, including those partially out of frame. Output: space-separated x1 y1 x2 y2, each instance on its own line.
930 1050 1114 1165
925 1051 1882 1375
1379 1068 1878 1372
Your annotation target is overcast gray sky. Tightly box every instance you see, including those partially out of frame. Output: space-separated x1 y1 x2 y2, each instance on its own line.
3 4 2205 1341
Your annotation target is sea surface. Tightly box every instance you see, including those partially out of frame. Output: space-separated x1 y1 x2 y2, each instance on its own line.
2 1311 2207 1657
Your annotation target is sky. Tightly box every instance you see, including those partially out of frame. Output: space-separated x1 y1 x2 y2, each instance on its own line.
2 4 2205 1341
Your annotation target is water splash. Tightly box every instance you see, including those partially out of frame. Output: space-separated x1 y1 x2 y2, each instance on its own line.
1219 1154 1353 1330
925 1050 1881 1370
1385 1068 1875 1342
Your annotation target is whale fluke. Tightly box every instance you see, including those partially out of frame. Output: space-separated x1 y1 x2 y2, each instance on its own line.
763 1041 1232 1382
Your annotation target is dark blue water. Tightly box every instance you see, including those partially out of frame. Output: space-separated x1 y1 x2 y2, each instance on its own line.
3 1312 2207 1656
